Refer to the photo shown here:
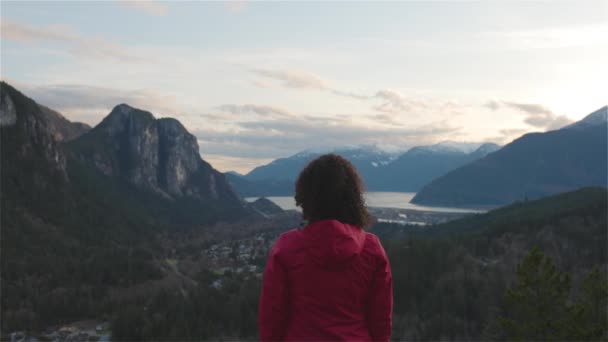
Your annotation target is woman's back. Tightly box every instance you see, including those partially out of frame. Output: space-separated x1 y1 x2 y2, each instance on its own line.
258 154 393 341
258 219 392 341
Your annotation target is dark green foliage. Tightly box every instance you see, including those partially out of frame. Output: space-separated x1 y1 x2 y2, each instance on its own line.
501 249 608 341
500 247 571 340
573 267 608 340
1 82 249 333
111 273 262 341
106 187 605 341
433 186 607 237
2 81 606 340
382 188 607 340
1 83 164 332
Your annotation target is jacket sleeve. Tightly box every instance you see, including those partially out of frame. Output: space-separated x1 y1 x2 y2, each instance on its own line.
366 237 393 342
258 241 289 342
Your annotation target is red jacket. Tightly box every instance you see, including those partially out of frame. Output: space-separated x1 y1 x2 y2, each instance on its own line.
258 219 393 342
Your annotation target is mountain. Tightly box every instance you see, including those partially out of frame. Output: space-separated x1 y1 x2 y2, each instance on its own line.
420 141 485 154
229 146 397 196
412 106 608 207
249 197 284 217
563 106 608 130
67 104 241 205
230 143 500 196
39 105 91 141
467 142 502 159
226 170 244 177
0 82 93 218
225 172 294 197
0 82 251 332
1 82 73 211
1 82 165 332
370 142 501 191
245 145 396 181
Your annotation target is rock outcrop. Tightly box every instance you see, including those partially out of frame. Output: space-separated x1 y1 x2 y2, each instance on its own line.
69 104 241 204
1 82 69 178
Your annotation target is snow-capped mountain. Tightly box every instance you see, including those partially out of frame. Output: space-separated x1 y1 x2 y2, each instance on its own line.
228 142 501 196
422 141 485 154
245 145 398 182
413 106 608 207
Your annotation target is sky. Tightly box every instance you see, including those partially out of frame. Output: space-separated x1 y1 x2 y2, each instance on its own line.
1 1 607 173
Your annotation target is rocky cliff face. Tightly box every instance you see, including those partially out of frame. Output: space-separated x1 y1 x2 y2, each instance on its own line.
39 105 91 142
69 104 240 203
1 82 69 178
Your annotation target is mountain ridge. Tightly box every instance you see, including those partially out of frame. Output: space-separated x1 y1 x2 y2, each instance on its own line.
229 142 501 196
67 103 242 207
412 106 608 207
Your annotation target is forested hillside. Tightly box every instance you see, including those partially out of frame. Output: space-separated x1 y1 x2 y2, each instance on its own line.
2 82 605 340
111 187 607 340
0 82 257 334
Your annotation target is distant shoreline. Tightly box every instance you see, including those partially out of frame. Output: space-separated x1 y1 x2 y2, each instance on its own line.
245 191 487 214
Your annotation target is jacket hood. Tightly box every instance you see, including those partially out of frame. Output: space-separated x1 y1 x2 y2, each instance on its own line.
302 219 366 269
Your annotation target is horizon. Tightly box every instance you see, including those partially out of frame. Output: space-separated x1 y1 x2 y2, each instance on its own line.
2 1 607 173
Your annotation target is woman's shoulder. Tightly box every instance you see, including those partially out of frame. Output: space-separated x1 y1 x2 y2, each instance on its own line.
277 227 302 241
362 232 388 258
271 228 304 253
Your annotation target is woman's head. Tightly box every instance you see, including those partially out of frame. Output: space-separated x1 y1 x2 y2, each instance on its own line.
295 153 371 228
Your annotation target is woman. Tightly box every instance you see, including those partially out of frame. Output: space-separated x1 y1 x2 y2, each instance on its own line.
258 154 393 341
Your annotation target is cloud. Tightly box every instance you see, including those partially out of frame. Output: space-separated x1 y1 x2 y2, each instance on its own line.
250 68 329 90
119 1 169 16
371 114 403 126
523 114 573 130
249 67 375 104
500 128 528 137
203 154 272 174
371 89 429 114
224 1 247 13
194 113 461 160
217 104 294 118
374 89 408 113
331 89 370 100
0 18 144 62
10 78 468 172
484 99 501 111
248 68 422 115
247 67 430 117
251 79 271 88
20 83 182 125
499 128 529 142
486 100 574 130
1 19 75 43
502 101 553 116
482 127 530 146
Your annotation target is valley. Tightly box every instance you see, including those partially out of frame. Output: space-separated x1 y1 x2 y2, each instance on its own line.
1 81 606 341
2 2 607 340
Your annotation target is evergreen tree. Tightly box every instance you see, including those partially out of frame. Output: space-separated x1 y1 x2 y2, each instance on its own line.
568 267 608 340
500 247 571 340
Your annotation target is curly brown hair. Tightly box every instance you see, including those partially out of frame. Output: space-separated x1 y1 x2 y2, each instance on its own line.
295 153 371 228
